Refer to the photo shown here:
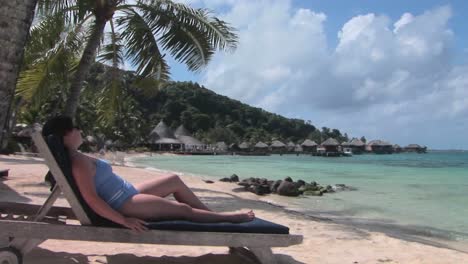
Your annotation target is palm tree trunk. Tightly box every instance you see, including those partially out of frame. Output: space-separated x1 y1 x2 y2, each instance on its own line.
64 18 107 118
0 0 38 153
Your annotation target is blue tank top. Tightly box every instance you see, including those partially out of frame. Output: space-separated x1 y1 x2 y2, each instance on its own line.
94 159 134 207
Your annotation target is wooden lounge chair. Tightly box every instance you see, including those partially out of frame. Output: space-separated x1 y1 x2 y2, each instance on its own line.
0 129 303 264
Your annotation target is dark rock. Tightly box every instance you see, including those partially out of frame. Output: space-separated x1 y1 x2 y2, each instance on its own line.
271 180 282 193
204 180 214 184
332 184 358 192
219 177 231 182
230 174 240 182
277 181 301 197
303 190 323 196
299 183 319 192
284 177 293 182
310 181 317 187
326 185 334 193
297 179 306 187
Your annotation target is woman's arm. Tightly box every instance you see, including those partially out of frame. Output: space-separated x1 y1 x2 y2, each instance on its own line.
71 156 147 231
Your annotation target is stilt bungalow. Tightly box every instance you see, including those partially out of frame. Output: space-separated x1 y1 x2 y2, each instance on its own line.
393 144 402 153
347 138 366 154
239 142 251 152
366 140 393 154
270 140 287 153
321 138 341 156
287 141 296 152
215 142 228 152
301 139 318 153
404 144 427 153
254 141 269 151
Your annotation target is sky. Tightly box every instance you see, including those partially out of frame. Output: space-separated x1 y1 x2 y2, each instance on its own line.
162 0 468 150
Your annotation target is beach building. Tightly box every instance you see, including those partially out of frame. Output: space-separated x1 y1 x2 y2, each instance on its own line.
229 143 240 151
287 141 296 152
148 121 183 151
254 141 269 150
174 125 205 151
366 140 393 154
321 138 340 156
301 139 318 153
393 144 402 153
239 141 251 152
347 138 366 154
294 144 303 153
270 140 287 153
404 144 427 153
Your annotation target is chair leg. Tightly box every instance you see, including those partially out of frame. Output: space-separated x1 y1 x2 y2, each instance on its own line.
248 247 277 264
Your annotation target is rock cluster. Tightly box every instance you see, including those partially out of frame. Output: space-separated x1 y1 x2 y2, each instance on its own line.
220 175 356 197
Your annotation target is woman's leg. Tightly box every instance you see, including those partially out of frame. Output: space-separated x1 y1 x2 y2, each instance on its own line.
119 194 254 223
134 174 210 211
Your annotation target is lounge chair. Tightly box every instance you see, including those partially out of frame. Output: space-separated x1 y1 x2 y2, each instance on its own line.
0 128 302 264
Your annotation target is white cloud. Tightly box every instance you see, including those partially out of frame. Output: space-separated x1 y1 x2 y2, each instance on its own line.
187 1 465 148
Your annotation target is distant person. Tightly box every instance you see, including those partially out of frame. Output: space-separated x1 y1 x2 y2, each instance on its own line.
43 116 254 231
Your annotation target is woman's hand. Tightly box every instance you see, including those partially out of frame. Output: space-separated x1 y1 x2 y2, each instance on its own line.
122 217 148 232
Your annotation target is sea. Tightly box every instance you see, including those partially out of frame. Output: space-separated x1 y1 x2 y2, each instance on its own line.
130 151 468 248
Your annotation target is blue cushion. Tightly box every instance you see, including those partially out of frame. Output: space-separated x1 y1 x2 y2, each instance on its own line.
146 217 289 234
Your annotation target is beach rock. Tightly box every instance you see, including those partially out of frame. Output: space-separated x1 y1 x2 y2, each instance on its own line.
326 185 334 193
284 177 293 182
303 190 323 196
299 183 319 192
248 184 271 195
204 180 214 184
310 181 317 187
219 177 231 182
271 180 282 193
230 174 240 182
297 179 306 186
277 181 301 197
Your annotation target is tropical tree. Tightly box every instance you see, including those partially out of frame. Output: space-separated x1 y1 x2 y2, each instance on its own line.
33 0 238 118
0 0 38 152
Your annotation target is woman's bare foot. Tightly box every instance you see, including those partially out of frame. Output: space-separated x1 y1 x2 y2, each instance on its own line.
228 210 255 223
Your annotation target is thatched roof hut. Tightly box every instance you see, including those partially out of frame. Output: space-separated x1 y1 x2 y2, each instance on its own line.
322 138 340 146
174 125 191 137
301 139 317 147
150 121 176 139
321 138 340 153
254 142 269 149
301 139 318 152
239 142 250 150
270 140 286 148
404 144 427 153
366 140 393 154
173 125 204 149
287 141 295 147
294 144 303 152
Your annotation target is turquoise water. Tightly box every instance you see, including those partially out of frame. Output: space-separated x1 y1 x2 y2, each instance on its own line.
131 152 468 242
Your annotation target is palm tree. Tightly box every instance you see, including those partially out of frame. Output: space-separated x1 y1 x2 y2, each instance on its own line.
0 0 38 151
35 0 238 118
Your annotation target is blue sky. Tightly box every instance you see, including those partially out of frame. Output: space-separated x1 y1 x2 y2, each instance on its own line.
163 0 468 149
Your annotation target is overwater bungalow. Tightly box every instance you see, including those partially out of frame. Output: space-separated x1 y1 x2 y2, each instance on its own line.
404 144 427 153
294 144 303 153
270 140 287 153
229 143 240 151
393 144 402 153
366 140 393 154
321 138 341 156
174 125 205 151
347 138 366 154
239 142 251 152
301 139 318 153
254 141 269 151
287 141 296 152
148 121 183 151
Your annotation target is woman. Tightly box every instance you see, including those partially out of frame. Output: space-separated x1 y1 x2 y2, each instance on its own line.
43 116 254 232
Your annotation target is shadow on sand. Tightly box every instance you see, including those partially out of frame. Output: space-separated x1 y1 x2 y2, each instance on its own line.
25 248 305 264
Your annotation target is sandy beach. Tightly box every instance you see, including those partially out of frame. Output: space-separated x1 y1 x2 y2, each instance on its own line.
1 154 468 264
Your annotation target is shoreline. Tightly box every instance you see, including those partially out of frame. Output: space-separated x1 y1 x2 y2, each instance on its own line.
2 154 468 263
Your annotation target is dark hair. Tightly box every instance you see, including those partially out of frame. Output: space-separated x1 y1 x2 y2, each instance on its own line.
42 115 75 137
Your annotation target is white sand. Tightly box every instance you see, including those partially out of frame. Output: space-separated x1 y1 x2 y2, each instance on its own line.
1 154 468 264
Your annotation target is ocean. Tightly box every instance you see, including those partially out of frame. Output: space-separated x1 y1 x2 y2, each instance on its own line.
130 151 468 245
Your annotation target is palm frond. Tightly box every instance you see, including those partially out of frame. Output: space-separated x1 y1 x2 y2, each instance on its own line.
98 20 124 68
37 0 93 24
116 9 170 81
146 0 238 51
